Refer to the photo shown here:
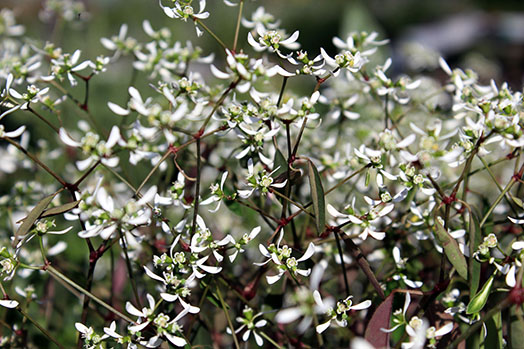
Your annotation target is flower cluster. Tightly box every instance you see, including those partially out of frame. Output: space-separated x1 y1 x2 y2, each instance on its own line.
1 1 524 348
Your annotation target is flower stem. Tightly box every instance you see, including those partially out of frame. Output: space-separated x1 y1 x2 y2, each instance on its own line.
3 137 66 186
215 284 240 349
260 331 283 349
46 265 134 323
232 0 244 52
191 138 202 237
18 308 65 349
195 18 228 50
479 176 517 228
334 231 350 296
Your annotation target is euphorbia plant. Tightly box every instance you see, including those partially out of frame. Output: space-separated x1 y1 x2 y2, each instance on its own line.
1 1 524 348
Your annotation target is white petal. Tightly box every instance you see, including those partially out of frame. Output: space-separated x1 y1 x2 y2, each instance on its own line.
506 265 516 287
59 128 82 147
266 272 284 284
108 102 130 115
143 266 166 283
210 64 230 79
275 307 302 324
296 242 315 262
327 204 347 218
280 30 299 45
253 331 263 346
316 320 331 333
125 302 144 317
106 126 121 148
75 322 89 334
164 333 187 347
4 125 26 138
160 293 179 302
0 300 18 308
439 57 452 75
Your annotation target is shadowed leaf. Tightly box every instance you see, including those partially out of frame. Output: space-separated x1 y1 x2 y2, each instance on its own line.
365 292 394 348
16 192 59 237
435 217 468 280
469 211 482 296
307 160 325 235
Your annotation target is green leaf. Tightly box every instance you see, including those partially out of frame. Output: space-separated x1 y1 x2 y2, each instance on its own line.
481 311 503 349
510 195 524 209
19 200 81 221
434 217 468 280
206 294 222 309
465 321 481 349
16 192 59 237
466 273 495 314
273 147 288 178
509 305 524 349
469 211 482 296
307 160 325 235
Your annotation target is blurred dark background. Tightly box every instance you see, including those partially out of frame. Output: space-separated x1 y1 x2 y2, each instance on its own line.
4 0 524 89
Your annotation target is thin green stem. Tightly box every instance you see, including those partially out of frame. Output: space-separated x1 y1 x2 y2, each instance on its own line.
3 137 66 186
120 231 141 308
27 106 59 133
215 284 240 349
194 18 228 50
260 331 283 349
271 189 314 218
479 156 518 215
334 232 350 296
191 138 202 237
312 312 324 347
18 308 65 349
136 149 171 194
46 265 134 323
38 235 48 264
232 0 244 52
480 177 517 228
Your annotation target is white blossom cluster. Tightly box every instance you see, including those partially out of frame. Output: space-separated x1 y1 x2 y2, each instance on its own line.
1 1 524 348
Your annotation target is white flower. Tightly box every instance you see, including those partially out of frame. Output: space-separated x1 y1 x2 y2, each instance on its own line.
160 0 210 37
59 125 121 170
256 231 315 284
327 202 393 241
200 171 229 212
247 27 300 58
229 306 268 346
237 158 287 198
314 290 371 333
241 6 280 33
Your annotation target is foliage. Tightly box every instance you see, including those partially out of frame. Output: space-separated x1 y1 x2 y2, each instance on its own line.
1 1 524 348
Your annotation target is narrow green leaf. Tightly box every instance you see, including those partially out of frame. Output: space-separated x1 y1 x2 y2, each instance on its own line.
273 147 288 178
206 294 222 309
465 321 481 349
307 160 325 235
19 200 81 221
509 305 524 349
16 192 58 237
482 311 503 349
466 273 495 314
511 195 524 209
434 218 468 280
469 211 482 296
